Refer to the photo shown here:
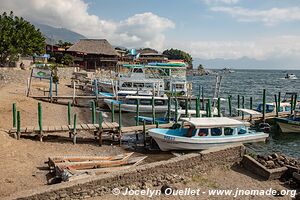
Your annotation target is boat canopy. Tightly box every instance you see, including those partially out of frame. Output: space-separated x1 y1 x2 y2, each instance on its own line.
148 62 187 67
181 117 246 128
236 108 261 115
125 95 168 100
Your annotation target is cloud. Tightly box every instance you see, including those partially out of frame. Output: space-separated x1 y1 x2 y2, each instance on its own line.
203 0 239 5
168 35 300 60
211 6 300 25
0 0 174 50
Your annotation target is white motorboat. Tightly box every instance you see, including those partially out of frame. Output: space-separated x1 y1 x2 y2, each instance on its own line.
284 74 297 80
149 117 269 151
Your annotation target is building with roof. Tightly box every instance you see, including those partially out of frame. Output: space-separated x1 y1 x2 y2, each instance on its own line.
67 39 118 70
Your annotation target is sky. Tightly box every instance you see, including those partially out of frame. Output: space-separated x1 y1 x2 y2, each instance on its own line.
1 0 300 69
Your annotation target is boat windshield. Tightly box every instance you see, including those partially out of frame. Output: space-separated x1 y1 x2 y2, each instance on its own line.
211 128 222 136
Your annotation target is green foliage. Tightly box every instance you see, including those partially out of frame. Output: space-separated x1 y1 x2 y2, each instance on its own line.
198 64 204 70
163 48 193 66
61 54 74 66
0 11 45 65
57 40 73 48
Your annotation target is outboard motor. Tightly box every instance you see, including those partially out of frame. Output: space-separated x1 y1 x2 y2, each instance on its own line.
259 122 271 133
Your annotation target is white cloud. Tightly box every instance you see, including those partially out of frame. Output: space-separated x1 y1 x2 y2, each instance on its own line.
211 6 300 25
0 0 174 50
168 35 300 60
203 0 239 5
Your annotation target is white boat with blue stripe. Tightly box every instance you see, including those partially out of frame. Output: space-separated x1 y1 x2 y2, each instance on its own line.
149 117 269 151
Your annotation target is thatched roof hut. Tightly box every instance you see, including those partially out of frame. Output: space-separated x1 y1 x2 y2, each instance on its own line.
67 39 117 56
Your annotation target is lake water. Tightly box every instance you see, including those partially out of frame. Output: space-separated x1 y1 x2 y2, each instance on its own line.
189 69 300 158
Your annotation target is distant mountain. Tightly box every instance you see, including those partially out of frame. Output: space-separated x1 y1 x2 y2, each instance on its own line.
193 57 300 70
32 23 86 44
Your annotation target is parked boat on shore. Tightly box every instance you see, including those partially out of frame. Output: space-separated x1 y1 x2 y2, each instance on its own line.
275 110 300 133
149 117 269 151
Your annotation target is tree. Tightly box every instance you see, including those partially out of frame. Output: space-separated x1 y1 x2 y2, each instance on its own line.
57 40 73 48
0 11 45 66
61 54 74 66
162 48 193 66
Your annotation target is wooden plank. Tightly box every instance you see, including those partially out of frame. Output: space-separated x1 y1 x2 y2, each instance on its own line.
26 126 34 133
102 122 109 129
80 124 89 130
61 125 69 131
48 126 56 132
9 128 17 133
112 122 119 128
86 124 96 130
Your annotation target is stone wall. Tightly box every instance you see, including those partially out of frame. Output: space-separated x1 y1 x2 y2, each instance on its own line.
6 145 245 200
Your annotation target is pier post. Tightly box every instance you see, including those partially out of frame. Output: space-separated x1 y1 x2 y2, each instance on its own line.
98 112 103 146
175 98 178 123
91 100 96 124
118 103 122 131
94 79 98 101
237 95 240 116
38 102 43 142
217 97 221 117
156 121 159 128
278 92 281 113
262 89 266 122
196 97 200 117
167 97 171 122
55 81 58 96
73 114 77 144
201 86 204 109
290 94 294 115
242 96 245 120
250 97 253 110
68 102 71 125
16 111 20 140
152 97 155 124
12 103 16 128
208 99 212 117
293 94 297 111
185 99 188 116
136 99 140 126
49 76 53 102
275 94 278 117
143 121 146 147
228 96 232 117
111 102 115 122
198 85 201 98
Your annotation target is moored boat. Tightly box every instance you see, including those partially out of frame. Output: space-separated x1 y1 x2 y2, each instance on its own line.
149 117 269 151
275 110 300 133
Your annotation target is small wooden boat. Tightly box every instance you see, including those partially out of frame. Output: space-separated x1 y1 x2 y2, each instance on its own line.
275 110 300 133
149 117 269 151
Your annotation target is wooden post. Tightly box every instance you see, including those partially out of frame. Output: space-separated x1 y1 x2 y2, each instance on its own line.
175 98 178 123
167 97 171 122
26 69 33 97
250 97 253 110
91 101 96 124
49 76 53 102
262 89 266 122
185 99 188 116
208 99 212 117
217 97 221 117
293 94 297 111
152 96 155 124
16 111 20 140
38 102 43 141
275 94 278 117
237 95 240 116
278 92 281 113
98 112 103 146
201 86 204 109
290 94 294 115
143 121 146 147
95 79 98 101
196 97 200 118
136 99 140 126
242 96 245 120
156 121 159 128
118 103 122 131
68 102 71 125
228 96 232 117
198 85 201 98
12 103 17 128
55 81 58 96
111 102 115 122
72 81 76 105
73 114 77 144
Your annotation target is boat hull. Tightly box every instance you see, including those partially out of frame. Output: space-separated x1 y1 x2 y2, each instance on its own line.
277 122 300 133
104 99 169 113
149 128 269 151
